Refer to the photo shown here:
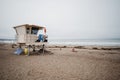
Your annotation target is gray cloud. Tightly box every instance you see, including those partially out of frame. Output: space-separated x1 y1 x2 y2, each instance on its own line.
0 0 120 39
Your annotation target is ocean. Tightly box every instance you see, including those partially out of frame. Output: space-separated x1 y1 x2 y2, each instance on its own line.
0 39 16 44
49 39 120 46
0 38 120 46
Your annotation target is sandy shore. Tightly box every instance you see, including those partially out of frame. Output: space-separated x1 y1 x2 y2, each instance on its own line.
0 43 120 80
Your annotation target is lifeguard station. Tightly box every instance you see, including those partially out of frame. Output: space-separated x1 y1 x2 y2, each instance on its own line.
14 24 48 55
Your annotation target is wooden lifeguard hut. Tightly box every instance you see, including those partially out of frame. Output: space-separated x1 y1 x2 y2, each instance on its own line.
14 24 48 55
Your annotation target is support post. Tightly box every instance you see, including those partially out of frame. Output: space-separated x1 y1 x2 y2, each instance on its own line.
28 45 30 56
43 44 45 54
32 45 35 52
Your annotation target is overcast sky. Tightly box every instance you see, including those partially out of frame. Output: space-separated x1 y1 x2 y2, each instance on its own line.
0 0 120 39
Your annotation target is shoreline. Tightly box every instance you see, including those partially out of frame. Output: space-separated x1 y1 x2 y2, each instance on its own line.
1 38 120 46
1 43 120 50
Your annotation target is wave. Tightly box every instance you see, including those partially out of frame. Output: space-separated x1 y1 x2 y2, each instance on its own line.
0 38 120 46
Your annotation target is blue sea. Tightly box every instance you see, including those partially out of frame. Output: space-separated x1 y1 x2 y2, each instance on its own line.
0 38 120 46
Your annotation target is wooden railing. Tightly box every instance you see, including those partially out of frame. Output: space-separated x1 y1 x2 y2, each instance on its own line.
16 34 38 43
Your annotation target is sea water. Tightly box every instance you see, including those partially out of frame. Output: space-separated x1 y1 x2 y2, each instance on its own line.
0 38 120 46
0 39 16 44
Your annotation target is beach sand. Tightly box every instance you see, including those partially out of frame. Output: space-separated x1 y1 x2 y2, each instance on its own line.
0 43 120 80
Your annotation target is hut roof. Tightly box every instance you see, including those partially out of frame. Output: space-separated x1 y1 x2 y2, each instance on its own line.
13 24 45 29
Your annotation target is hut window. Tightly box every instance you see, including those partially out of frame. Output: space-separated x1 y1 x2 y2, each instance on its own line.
26 28 30 34
31 27 39 35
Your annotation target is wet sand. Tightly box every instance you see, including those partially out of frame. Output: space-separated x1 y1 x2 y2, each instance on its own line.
0 43 120 80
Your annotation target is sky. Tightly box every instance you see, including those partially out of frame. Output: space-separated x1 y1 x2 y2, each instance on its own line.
0 0 120 39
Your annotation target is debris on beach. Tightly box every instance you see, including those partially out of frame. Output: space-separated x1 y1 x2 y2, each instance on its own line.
72 48 77 52
14 48 23 55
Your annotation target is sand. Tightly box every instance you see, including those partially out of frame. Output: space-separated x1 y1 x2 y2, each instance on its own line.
0 43 120 80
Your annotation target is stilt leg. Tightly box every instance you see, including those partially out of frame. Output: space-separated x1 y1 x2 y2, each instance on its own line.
43 44 45 54
28 45 30 56
33 45 35 52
